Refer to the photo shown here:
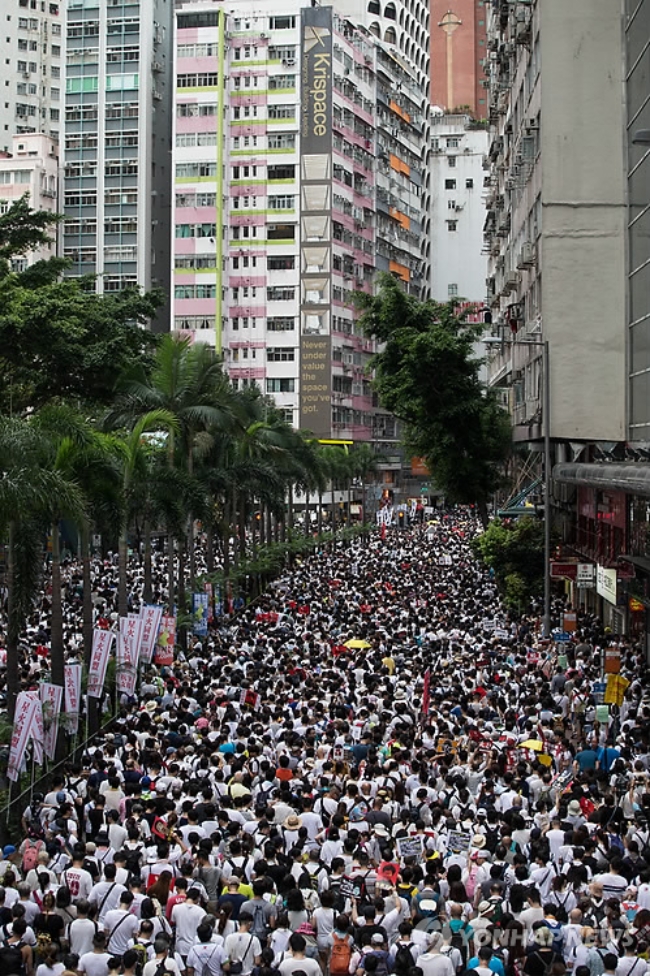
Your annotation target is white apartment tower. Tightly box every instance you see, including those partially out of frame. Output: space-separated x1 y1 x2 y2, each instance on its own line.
0 0 63 151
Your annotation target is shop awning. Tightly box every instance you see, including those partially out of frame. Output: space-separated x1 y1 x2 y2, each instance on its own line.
553 462 650 496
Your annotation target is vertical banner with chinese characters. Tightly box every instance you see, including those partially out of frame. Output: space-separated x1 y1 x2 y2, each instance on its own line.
204 583 214 623
64 663 82 734
7 692 39 781
87 629 114 698
154 615 176 667
40 682 63 761
26 691 44 765
139 606 163 664
192 592 209 636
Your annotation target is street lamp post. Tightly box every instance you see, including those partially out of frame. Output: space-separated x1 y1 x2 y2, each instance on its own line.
484 334 552 637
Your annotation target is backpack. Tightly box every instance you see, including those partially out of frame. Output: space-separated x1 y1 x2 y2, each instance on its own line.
393 942 416 976
21 840 43 874
250 902 270 944
329 934 352 976
465 864 479 900
0 940 25 976
124 846 143 875
348 870 372 907
533 950 555 976
132 942 149 976
365 950 390 976
329 877 345 913
450 922 470 968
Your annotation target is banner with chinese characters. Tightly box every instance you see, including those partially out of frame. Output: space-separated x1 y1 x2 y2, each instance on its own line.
139 605 163 664
64 663 82 734
87 629 114 698
192 592 209 636
7 692 39 781
40 682 63 761
154 615 176 667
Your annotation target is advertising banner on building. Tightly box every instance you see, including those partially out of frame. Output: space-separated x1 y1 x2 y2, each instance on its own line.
299 5 333 438
596 564 617 604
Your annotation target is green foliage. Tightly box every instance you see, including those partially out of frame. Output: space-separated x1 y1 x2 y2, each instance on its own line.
472 517 545 609
357 274 511 520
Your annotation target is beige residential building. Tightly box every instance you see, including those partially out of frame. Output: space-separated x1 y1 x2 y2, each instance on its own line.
0 132 59 267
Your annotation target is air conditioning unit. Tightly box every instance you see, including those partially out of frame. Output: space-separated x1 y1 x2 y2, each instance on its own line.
152 89 162 100
505 270 521 291
527 117 539 130
517 241 536 269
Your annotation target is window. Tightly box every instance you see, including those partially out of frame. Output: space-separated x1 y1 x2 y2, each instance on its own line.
448 200 456 210
446 137 459 148
448 283 458 297
267 316 295 330
268 164 295 180
268 104 295 120
176 72 218 88
268 74 295 90
269 15 295 28
465 178 474 189
267 224 295 241
268 195 295 210
267 286 295 301
175 161 217 178
448 156 456 167
267 347 295 362
267 256 295 270
445 179 456 190
266 378 295 393
177 102 217 117
268 133 295 150
268 45 296 60
447 220 457 232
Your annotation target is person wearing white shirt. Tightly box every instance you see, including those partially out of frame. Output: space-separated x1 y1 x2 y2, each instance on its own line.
223 915 262 976
417 932 456 976
143 940 183 976
104 892 139 956
170 889 207 960
186 925 225 976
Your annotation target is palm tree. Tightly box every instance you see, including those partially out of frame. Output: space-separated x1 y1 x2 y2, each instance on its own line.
0 416 84 720
108 336 233 606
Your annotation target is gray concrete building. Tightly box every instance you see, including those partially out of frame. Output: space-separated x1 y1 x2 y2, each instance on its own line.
62 0 173 331
484 0 627 449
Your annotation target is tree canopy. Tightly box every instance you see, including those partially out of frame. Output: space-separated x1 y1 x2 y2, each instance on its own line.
0 196 160 415
358 273 511 521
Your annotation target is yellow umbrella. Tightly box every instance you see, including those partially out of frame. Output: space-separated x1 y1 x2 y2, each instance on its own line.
520 739 545 751
538 753 553 767
344 639 372 649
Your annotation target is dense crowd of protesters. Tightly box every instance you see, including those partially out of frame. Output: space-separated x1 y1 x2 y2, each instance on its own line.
0 511 648 976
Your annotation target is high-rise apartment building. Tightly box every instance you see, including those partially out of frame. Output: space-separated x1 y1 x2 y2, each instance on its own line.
430 0 487 119
62 0 173 330
171 0 428 445
0 133 59 266
0 0 63 152
484 0 626 449
429 111 487 303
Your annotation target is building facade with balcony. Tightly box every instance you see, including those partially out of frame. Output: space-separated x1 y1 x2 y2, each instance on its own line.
61 0 173 331
171 0 428 450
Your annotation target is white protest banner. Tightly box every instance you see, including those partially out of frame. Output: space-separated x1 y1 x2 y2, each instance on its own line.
395 835 424 859
116 618 138 697
64 663 82 734
139 606 163 664
87 629 114 698
7 692 39 781
40 682 63 760
25 691 44 765
122 613 143 668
